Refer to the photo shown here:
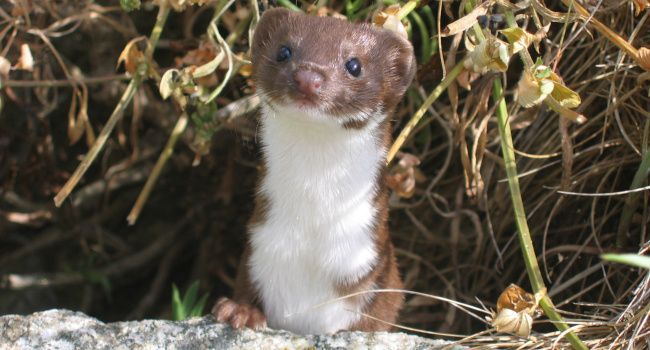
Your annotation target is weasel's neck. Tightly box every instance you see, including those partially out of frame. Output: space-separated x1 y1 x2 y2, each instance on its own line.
259 104 387 214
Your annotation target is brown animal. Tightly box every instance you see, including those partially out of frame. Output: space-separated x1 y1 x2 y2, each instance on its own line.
212 8 416 334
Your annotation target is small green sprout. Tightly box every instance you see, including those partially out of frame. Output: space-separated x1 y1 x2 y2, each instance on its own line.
172 281 209 321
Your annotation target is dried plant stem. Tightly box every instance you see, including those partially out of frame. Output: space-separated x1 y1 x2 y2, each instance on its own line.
126 1 241 224
53 73 142 207
560 0 644 69
387 60 465 164
469 9 585 345
559 116 573 190
127 113 189 225
53 3 171 207
616 118 650 247
492 79 587 350
204 10 235 103
5 74 129 88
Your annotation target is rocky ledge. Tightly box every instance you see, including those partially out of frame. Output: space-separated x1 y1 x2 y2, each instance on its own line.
0 309 461 349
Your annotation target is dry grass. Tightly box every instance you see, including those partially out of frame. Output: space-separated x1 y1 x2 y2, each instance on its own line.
0 0 648 349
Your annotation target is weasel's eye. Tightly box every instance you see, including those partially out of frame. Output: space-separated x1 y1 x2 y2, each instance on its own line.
345 58 361 77
277 46 292 62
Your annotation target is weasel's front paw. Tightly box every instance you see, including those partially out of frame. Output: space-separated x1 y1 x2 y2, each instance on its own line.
212 297 267 330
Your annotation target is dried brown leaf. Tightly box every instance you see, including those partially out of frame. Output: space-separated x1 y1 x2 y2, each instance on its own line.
11 1 32 17
497 284 536 313
633 0 650 16
441 2 492 37
117 37 146 75
456 69 477 90
67 93 83 145
238 63 253 78
0 56 10 76
372 5 400 27
373 5 407 39
386 153 421 198
176 42 217 67
637 47 650 71
15 44 34 72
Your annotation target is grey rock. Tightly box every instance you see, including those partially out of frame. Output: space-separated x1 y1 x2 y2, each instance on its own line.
0 309 463 350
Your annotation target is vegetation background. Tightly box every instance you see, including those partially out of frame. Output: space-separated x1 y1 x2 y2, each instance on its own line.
0 0 648 348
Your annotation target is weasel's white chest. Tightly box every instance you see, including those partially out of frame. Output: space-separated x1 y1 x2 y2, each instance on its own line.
248 105 384 334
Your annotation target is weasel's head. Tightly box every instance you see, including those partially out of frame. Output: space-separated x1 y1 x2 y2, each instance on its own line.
251 8 416 129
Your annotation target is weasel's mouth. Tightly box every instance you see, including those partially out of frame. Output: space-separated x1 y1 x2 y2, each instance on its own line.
293 98 318 109
288 93 321 110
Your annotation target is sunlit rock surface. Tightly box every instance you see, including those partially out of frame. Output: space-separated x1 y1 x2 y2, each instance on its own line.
0 309 463 349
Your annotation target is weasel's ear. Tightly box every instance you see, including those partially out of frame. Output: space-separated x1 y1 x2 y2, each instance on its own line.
259 7 294 23
382 31 416 98
255 8 293 38
252 8 294 63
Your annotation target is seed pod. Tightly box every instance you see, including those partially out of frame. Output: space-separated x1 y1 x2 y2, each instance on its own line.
516 69 554 108
464 36 511 73
492 308 534 338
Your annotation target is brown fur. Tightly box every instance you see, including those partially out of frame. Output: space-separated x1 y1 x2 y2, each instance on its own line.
251 8 416 125
341 118 371 130
213 8 416 333
212 174 268 329
338 118 404 331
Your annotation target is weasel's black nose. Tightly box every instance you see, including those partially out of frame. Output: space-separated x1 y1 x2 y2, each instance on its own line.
293 70 324 97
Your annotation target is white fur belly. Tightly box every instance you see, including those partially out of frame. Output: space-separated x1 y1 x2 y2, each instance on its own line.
248 104 385 334
249 198 378 334
249 245 358 334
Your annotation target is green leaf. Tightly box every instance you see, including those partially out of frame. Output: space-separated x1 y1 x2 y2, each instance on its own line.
171 284 185 321
182 281 200 317
120 0 141 12
171 281 209 320
190 101 220 144
345 0 365 16
602 254 650 269
190 293 209 318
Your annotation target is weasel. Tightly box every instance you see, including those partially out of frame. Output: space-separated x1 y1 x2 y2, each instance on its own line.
212 8 416 334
